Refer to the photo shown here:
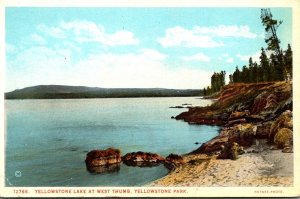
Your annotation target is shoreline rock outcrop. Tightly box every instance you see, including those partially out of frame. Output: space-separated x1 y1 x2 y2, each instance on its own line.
122 151 165 167
178 82 293 157
85 148 122 173
164 154 184 170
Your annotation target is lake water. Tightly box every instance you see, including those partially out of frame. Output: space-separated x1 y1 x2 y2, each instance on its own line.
5 97 219 187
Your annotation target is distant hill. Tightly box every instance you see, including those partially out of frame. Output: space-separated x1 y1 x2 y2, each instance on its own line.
5 85 203 99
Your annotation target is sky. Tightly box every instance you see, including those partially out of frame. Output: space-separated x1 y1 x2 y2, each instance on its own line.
5 7 292 92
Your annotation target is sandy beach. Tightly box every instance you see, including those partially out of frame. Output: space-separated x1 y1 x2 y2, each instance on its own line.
148 140 293 187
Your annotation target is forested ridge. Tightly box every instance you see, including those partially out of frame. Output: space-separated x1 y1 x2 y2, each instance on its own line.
203 9 292 96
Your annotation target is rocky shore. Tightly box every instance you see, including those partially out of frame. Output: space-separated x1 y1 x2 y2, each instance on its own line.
85 149 184 173
148 81 293 187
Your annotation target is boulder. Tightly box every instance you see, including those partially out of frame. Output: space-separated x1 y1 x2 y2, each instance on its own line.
164 153 184 170
227 123 257 147
255 122 272 138
85 148 122 169
274 128 293 149
282 144 293 153
122 151 165 167
191 129 229 154
269 110 293 142
218 142 244 160
165 153 184 165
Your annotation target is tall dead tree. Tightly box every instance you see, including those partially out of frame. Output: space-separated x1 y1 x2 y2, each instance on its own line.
261 8 282 56
261 8 285 81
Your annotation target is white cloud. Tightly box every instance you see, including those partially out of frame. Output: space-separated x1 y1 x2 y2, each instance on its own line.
6 47 211 91
59 20 139 46
158 26 223 48
226 58 234 63
158 25 257 48
181 53 210 62
30 34 47 45
236 51 260 63
37 24 66 39
37 20 139 47
194 25 257 38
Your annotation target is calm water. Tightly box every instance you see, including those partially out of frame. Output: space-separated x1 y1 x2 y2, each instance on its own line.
5 97 219 187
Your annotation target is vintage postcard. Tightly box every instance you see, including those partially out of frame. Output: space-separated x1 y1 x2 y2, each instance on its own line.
1 0 299 197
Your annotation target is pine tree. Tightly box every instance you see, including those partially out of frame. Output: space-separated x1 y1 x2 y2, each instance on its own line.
261 9 282 56
260 48 270 82
248 57 254 82
253 62 259 82
284 44 292 80
269 53 280 81
233 66 241 83
261 8 284 81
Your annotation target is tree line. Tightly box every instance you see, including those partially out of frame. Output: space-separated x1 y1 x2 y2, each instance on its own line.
203 8 292 96
203 71 226 96
229 44 292 84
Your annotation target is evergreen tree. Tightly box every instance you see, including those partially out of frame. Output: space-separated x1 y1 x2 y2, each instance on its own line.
232 66 241 83
203 87 207 96
261 9 282 56
242 65 249 83
259 48 270 82
207 71 226 94
261 8 284 80
248 57 254 82
269 53 282 81
253 62 259 82
284 44 292 79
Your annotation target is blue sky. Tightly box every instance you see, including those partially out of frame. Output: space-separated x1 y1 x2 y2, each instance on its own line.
5 8 292 91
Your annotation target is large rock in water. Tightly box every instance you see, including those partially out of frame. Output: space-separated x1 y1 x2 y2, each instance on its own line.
122 151 165 167
85 148 122 169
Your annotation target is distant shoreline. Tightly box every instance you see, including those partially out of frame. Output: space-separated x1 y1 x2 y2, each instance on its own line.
5 95 203 100
5 85 203 100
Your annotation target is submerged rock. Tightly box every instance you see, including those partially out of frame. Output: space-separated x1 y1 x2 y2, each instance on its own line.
85 148 122 171
169 106 185 108
122 151 165 167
